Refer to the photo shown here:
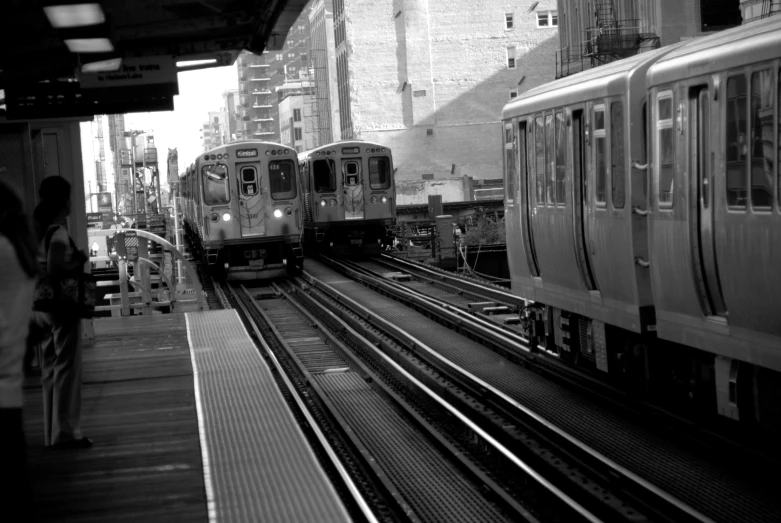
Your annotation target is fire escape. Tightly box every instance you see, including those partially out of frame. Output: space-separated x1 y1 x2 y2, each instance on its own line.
555 0 660 78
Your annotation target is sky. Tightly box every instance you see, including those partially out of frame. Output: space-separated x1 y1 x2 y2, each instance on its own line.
125 64 238 180
81 63 238 211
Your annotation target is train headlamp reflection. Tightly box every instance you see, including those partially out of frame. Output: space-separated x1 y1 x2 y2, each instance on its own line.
221 212 231 222
381 196 388 203
210 213 219 222
370 196 378 204
320 200 327 207
273 209 283 218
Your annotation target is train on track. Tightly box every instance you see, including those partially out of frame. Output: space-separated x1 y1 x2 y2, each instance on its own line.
503 17 781 432
298 140 396 255
179 141 304 280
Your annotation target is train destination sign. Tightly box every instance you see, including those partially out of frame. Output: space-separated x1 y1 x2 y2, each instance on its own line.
79 56 176 89
236 149 258 158
342 147 360 154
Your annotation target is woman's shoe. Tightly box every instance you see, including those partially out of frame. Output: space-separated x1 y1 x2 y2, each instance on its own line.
51 438 93 450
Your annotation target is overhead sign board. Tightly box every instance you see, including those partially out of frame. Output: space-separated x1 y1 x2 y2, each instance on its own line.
236 149 258 158
79 56 176 89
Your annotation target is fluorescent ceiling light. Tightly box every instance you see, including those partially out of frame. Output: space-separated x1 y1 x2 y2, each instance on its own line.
44 4 105 28
82 58 122 73
176 59 217 68
64 38 114 53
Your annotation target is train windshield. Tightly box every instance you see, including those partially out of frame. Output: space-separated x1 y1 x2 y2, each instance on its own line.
202 163 230 205
269 159 297 200
369 156 391 189
312 159 336 192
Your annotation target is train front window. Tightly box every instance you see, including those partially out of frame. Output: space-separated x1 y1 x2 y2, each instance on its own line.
313 159 336 192
369 157 391 190
202 163 230 205
657 92 674 208
750 69 773 210
726 76 747 208
269 159 297 200
240 166 258 196
594 105 607 205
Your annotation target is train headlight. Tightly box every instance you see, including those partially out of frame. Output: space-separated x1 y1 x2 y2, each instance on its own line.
285 207 293 216
329 199 337 206
221 212 231 222
273 209 283 218
370 196 378 204
381 196 388 203
210 213 219 222
320 200 327 207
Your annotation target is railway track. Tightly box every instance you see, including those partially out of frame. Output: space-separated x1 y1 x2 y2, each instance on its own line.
223 279 606 522
298 255 780 523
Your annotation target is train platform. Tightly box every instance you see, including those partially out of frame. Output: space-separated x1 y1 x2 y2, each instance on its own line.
22 311 352 523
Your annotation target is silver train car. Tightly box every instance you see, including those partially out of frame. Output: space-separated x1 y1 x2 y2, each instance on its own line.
179 141 304 279
502 17 781 432
298 141 396 255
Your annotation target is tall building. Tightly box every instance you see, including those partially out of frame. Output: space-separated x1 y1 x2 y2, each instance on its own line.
222 89 240 142
279 93 317 152
330 0 559 181
555 0 743 78
740 0 781 22
235 6 313 144
308 0 341 144
201 110 228 151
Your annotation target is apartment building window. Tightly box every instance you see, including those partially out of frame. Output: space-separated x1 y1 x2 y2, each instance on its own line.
537 11 558 27
301 53 308 62
294 109 302 122
288 52 296 59
509 89 518 100
295 145 303 153
276 53 283 61
506 46 516 69
294 128 303 141
505 13 513 29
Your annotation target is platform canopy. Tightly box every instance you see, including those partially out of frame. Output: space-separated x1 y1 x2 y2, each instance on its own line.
0 0 308 119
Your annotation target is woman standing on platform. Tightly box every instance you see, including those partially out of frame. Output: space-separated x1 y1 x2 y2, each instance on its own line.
0 179 39 519
32 177 92 450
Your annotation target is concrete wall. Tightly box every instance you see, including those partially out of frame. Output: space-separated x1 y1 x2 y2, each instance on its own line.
342 0 558 181
395 177 470 205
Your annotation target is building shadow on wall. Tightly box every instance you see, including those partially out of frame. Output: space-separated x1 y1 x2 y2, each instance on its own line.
393 0 414 129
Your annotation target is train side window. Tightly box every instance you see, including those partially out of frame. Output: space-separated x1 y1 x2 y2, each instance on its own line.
555 111 566 205
726 76 747 208
545 113 554 204
369 157 391 190
657 92 674 208
202 163 230 205
534 115 545 205
312 159 336 192
750 69 773 210
240 166 258 196
594 104 607 205
611 102 625 209
269 159 297 200
518 121 528 190
504 122 516 202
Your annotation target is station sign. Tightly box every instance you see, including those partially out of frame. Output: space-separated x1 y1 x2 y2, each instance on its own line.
97 192 113 213
79 56 176 89
236 149 258 158
86 212 103 229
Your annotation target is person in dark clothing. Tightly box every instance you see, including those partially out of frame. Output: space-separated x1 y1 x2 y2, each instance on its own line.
0 179 39 521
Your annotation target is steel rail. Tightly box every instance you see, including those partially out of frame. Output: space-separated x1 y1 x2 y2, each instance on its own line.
304 259 718 523
224 283 380 523
290 276 603 523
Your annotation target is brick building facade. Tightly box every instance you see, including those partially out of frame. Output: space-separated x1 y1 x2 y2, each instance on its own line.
332 0 559 181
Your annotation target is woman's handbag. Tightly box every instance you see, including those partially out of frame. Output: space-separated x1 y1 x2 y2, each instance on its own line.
33 226 97 318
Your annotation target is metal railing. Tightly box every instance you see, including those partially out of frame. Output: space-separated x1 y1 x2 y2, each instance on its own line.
89 228 206 316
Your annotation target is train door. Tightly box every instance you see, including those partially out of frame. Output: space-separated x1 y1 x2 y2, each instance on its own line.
573 109 598 290
237 162 266 237
519 119 540 277
689 85 726 317
342 158 364 220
